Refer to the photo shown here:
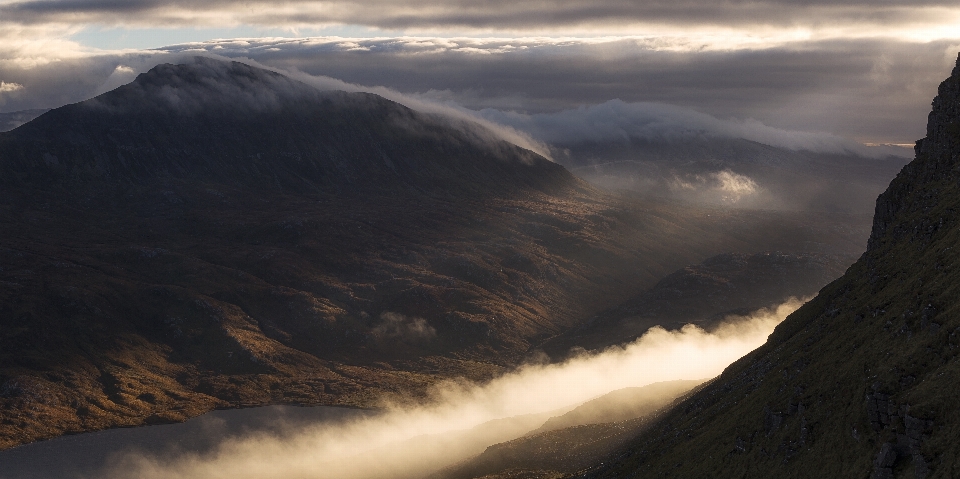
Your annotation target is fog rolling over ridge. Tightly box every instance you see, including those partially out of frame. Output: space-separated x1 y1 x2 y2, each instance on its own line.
0 56 565 193
0 54 909 213
61 300 803 479
481 101 911 212
1 0 957 475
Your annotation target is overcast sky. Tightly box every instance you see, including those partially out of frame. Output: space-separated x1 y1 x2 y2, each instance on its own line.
1 0 959 146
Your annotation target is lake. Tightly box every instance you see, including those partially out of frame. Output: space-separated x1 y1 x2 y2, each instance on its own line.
0 405 371 479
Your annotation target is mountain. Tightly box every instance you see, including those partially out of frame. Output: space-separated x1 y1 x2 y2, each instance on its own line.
0 57 869 450
539 252 853 359
576 54 960 479
0 58 562 194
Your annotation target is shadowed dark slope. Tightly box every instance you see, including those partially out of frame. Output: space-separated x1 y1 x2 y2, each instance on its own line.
577 53 960 479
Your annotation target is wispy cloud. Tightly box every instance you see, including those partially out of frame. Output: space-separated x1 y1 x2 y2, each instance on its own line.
1 39 957 147
0 81 24 92
0 80 24 106
478 99 904 157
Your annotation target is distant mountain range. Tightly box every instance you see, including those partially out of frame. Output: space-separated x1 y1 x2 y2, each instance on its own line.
0 57 872 450
540 251 854 360
474 99 909 214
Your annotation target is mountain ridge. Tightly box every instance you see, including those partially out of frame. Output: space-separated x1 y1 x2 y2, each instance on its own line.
0 57 567 196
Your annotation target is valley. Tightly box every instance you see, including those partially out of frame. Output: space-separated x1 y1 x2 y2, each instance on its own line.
2 0 959 475
4 52 948 479
0 58 872 454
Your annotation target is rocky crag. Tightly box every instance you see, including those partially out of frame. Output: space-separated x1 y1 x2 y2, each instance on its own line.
578 53 960 479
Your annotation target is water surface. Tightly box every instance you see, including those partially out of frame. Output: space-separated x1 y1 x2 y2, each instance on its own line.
0 405 370 479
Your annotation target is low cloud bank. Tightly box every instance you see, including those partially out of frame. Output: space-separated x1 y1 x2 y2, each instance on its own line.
144 56 908 161
100 298 806 479
274 64 553 158
480 100 911 158
1 41 935 159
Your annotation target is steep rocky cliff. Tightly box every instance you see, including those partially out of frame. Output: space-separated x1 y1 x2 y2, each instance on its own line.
580 54 960 479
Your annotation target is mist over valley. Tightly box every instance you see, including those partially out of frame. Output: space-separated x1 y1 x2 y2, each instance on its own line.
0 12 959 476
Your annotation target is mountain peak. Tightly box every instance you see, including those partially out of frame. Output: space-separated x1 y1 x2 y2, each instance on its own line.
91 57 323 115
0 57 568 194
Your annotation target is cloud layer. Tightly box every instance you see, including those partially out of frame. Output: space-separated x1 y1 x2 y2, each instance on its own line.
1 0 958 150
2 0 960 35
89 299 806 479
155 37 959 145
1 37 957 148
478 99 905 157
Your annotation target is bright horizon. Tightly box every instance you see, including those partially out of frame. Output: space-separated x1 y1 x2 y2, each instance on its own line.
2 1 960 146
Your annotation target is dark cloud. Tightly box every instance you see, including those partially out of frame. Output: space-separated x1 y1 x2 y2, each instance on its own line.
4 0 156 16
1 0 958 29
1 37 957 147
156 37 960 144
